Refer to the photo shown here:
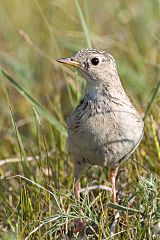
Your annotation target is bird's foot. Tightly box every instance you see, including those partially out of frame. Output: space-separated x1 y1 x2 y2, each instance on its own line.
73 218 86 235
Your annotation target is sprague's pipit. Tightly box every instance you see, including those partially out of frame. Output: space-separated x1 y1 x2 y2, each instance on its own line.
57 48 144 203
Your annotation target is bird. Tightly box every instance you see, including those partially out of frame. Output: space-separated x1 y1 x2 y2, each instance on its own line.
57 48 144 203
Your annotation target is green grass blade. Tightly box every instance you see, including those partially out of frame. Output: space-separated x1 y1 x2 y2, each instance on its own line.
74 0 92 48
150 115 160 160
7 175 61 211
144 71 160 121
0 68 67 137
108 202 140 214
0 71 28 162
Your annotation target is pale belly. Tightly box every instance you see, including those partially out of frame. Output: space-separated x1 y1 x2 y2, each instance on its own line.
68 109 143 168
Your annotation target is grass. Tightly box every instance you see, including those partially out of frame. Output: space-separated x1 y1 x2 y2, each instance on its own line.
0 0 160 239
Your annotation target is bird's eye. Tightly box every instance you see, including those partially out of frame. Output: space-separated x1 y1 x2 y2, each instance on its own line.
91 57 99 66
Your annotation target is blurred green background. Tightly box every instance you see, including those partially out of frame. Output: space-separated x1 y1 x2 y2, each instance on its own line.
0 0 160 239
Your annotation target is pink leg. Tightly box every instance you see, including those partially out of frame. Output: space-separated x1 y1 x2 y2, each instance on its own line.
74 161 85 200
74 179 81 200
110 169 117 203
73 178 86 234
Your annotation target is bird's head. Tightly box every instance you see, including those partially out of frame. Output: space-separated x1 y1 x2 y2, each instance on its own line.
57 49 121 98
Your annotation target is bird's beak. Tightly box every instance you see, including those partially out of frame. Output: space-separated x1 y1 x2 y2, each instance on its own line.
56 58 81 68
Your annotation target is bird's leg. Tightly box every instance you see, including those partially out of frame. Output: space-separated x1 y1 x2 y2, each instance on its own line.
74 178 81 200
73 178 86 234
73 163 87 235
74 160 85 200
110 168 118 203
110 168 120 236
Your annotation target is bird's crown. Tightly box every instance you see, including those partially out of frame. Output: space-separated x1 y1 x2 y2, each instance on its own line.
74 48 115 62
76 48 106 57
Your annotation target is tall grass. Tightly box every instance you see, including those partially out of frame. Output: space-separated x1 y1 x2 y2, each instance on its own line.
0 0 160 239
